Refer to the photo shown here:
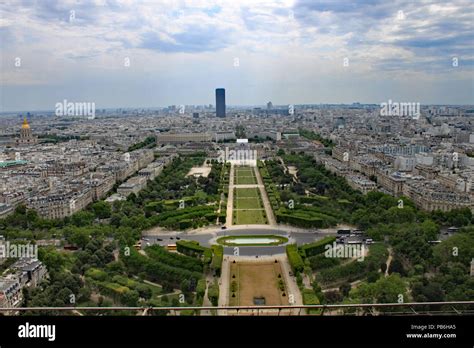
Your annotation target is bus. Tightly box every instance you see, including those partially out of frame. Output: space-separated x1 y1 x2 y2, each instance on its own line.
166 244 177 252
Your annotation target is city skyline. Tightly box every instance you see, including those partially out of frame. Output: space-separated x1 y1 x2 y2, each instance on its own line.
1 0 473 112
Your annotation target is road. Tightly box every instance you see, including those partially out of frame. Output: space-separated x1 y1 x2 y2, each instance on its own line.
142 227 335 254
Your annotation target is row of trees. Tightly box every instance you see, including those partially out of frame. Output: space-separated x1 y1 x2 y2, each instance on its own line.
122 247 202 291
3 154 228 311
127 136 156 151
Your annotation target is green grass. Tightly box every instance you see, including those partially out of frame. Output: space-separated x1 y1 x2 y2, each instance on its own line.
234 188 262 209
236 176 257 184
235 187 260 198
235 198 262 209
233 187 267 224
233 209 267 224
234 166 257 185
302 289 321 315
217 234 288 246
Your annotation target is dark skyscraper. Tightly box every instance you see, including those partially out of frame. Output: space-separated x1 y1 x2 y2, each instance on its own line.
215 88 225 118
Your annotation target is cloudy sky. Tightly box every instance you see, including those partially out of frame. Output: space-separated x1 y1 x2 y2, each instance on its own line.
0 0 473 111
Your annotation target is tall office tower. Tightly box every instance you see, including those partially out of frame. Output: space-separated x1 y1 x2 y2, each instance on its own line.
216 88 226 118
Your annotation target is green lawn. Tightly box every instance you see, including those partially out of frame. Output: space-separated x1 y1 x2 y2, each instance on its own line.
234 188 262 209
234 167 257 185
236 176 257 185
235 198 262 209
233 188 267 224
234 209 267 224
235 187 260 198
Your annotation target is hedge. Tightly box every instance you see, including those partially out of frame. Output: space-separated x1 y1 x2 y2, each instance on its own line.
122 248 203 289
176 240 213 265
149 205 217 230
145 244 204 273
286 244 304 273
300 236 336 257
208 281 219 306
176 240 207 256
211 245 224 275
302 289 321 315
308 254 341 271
196 279 206 298
300 196 329 204
277 212 323 228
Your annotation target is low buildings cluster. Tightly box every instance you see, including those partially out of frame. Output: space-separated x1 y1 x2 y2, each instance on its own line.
1 104 472 222
0 254 47 309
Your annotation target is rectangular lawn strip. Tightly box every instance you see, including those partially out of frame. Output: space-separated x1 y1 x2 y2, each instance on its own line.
235 195 263 209
233 187 267 224
235 187 260 198
236 176 257 185
234 209 267 225
234 166 257 185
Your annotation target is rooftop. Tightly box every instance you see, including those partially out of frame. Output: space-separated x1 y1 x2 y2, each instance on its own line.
0 160 28 168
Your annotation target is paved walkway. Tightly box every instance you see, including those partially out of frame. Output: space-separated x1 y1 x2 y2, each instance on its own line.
385 247 393 277
278 254 303 313
254 165 276 226
225 164 235 227
200 274 214 316
217 256 231 315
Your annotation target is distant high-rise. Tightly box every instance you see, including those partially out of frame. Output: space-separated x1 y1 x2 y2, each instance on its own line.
267 101 273 110
216 88 226 118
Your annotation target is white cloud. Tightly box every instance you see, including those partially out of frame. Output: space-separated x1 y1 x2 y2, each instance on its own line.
0 0 472 110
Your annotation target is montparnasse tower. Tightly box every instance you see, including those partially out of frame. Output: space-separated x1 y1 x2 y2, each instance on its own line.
16 117 37 145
